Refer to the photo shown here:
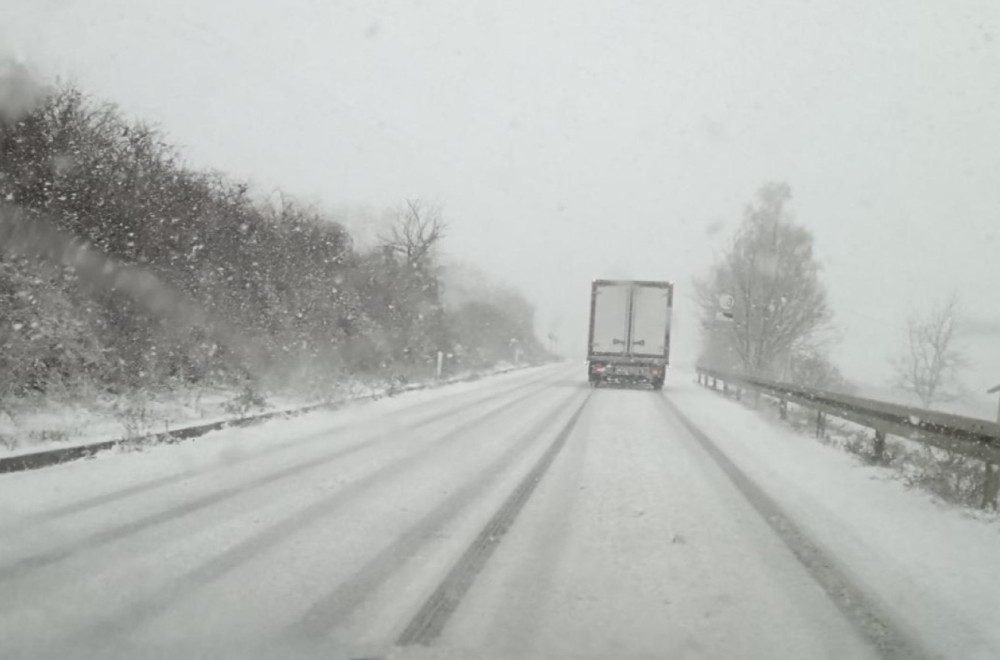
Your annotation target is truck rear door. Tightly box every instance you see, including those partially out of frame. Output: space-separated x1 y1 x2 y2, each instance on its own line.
628 284 671 358
590 282 630 355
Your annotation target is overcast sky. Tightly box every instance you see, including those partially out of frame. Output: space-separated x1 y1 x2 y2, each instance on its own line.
4 0 1000 409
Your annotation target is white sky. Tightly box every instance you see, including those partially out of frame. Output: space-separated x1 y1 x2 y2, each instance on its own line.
4 0 1000 407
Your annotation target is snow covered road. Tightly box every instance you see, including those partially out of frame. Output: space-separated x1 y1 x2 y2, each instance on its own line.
1 364 997 659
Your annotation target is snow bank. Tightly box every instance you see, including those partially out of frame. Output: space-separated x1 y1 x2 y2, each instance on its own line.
667 370 1000 659
0 362 534 459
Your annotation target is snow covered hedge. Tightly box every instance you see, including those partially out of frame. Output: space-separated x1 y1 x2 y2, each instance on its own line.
0 77 549 412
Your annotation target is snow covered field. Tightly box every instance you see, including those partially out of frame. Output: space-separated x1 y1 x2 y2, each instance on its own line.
666 374 1000 659
1 364 998 659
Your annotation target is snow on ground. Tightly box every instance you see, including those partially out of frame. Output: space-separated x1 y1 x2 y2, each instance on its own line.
0 364 567 660
0 365 549 522
4 362 997 658
666 369 1000 660
0 362 527 458
0 386 321 457
442 386 878 660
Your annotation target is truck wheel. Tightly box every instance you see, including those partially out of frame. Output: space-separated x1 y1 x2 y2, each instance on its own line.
651 379 664 390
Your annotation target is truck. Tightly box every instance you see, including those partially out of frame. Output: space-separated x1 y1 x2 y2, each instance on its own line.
587 279 674 389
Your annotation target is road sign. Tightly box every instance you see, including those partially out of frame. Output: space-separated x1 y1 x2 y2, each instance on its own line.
718 293 735 311
715 311 734 322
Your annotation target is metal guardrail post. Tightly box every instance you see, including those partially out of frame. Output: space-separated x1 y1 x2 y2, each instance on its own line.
873 430 887 464
986 384 1000 509
779 399 788 420
815 410 826 438
984 462 999 510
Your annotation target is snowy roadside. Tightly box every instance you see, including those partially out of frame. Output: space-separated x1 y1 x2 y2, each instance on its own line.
0 387 336 458
854 381 1000 423
666 371 1000 659
0 361 529 462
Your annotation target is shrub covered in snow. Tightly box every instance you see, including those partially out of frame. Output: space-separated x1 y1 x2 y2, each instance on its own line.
0 80 548 420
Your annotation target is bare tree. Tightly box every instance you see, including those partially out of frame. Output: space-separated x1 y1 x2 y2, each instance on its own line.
695 182 831 378
379 199 446 267
892 294 964 409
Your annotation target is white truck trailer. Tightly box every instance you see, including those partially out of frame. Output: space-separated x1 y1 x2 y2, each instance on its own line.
587 279 673 389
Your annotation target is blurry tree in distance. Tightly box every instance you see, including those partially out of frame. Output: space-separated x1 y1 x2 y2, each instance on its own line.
891 294 965 409
368 199 448 368
440 260 549 367
695 182 832 379
789 347 854 393
380 199 446 267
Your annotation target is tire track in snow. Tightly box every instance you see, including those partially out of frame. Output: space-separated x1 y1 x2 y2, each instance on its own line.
0 380 553 585
0 368 558 535
657 394 938 660
396 390 591 647
45 384 561 655
284 388 588 642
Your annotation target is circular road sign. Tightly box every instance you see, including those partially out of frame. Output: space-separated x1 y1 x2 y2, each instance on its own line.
719 293 735 311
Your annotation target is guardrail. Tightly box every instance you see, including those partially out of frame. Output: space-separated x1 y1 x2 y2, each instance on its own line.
695 367 1000 509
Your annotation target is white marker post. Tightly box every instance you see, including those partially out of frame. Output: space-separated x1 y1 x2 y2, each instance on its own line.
990 383 1000 424
436 351 444 380
984 383 1000 509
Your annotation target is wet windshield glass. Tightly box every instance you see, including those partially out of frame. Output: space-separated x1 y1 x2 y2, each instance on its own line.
2 2 999 659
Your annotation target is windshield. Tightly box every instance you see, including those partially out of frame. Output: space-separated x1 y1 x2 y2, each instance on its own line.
2 2 999 659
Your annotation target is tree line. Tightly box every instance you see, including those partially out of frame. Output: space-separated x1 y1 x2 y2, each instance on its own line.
0 78 546 404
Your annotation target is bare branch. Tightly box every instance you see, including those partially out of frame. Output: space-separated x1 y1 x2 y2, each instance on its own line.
892 293 964 409
379 199 446 267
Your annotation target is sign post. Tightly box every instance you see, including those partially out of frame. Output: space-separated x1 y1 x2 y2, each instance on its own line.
716 293 735 322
